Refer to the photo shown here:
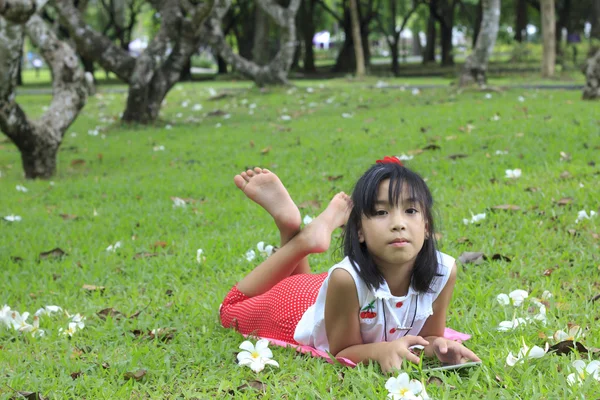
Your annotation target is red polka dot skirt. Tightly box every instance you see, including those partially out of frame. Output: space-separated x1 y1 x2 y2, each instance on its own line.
220 272 328 344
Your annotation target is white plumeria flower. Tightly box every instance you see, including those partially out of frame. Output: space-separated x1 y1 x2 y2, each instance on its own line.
106 241 122 252
506 340 549 366
27 316 45 337
70 313 86 329
16 185 28 192
485 93 492 99
491 114 501 121
306 87 314 93
567 360 600 385
165 124 172 130
396 154 414 161
385 372 425 400
529 299 547 324
10 311 32 332
497 290 529 306
498 317 528 331
0 305 12 328
153 145 165 151
256 242 274 257
172 197 186 207
341 113 353 118
505 169 522 179
553 325 584 342
411 88 420 95
208 88 217 97
237 339 279 373
303 215 313 225
245 249 256 262
181 101 189 108
541 290 552 300
518 96 525 102
575 210 597 223
3 215 22 222
375 80 389 88
495 150 509 155
215 123 222 128
280 115 291 121
192 104 203 111
34 305 62 317
196 249 204 264
60 322 80 337
463 213 486 225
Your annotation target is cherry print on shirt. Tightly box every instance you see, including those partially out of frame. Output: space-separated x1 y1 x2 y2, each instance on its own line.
359 300 377 319
395 301 403 308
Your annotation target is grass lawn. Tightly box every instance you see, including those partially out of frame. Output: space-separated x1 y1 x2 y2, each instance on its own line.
1 79 599 398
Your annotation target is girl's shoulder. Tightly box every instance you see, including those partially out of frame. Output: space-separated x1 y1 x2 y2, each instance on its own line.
430 251 456 298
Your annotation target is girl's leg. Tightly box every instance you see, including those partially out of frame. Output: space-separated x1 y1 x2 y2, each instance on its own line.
234 168 310 275
235 191 352 298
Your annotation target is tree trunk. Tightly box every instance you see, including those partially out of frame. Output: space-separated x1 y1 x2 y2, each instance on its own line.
348 0 365 76
217 55 227 73
582 50 600 99
472 0 482 49
424 5 436 63
299 0 316 73
205 0 301 86
17 54 23 85
252 6 270 65
439 22 453 66
1 9 90 179
555 0 571 65
514 0 527 42
180 56 193 81
460 0 500 87
592 0 600 40
541 0 556 78
390 39 400 75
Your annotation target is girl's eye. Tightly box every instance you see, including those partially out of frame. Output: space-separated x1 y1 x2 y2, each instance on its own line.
406 208 418 215
375 210 388 216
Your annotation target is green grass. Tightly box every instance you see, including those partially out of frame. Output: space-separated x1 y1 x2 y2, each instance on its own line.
1 79 599 398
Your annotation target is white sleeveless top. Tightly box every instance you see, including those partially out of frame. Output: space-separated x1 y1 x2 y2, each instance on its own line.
293 252 454 351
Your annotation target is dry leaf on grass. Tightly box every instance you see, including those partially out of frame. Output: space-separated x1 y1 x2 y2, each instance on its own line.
83 284 105 293
39 248 67 260
10 392 47 400
123 369 147 381
491 205 521 211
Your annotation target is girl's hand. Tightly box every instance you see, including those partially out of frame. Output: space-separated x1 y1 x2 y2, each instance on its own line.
377 335 430 373
430 337 481 365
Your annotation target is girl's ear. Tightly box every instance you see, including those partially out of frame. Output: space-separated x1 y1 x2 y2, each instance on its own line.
358 227 365 243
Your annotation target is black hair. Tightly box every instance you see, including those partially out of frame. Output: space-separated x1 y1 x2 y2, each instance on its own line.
342 162 440 293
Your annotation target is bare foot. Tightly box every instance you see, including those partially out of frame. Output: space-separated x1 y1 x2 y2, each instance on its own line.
299 192 353 253
234 167 301 236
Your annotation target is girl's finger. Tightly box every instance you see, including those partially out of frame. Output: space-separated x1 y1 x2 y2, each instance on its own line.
404 335 430 347
461 347 481 362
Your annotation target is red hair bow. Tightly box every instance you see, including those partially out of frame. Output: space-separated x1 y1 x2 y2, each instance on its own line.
375 156 403 166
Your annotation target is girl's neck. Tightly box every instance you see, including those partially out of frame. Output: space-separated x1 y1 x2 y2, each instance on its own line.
379 264 414 297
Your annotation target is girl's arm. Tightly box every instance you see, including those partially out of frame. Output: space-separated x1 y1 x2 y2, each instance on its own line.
419 263 480 363
324 268 429 372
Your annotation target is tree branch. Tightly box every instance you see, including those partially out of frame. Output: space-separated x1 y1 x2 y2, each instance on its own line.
315 0 342 23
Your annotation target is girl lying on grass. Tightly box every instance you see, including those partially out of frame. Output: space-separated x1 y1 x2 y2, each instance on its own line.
220 157 480 372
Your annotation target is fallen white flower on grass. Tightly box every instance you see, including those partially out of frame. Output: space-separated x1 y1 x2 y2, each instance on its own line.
1 305 12 328
257 242 274 257
575 210 597 223
237 339 279 373
396 154 414 161
385 372 427 400
553 325 584 342
485 93 492 99
341 113 353 118
530 299 547 324
463 213 486 225
9 311 32 332
153 145 165 151
497 290 529 306
491 114 501 121
16 185 28 192
3 215 22 222
34 305 62 317
506 339 549 366
280 115 292 121
567 360 600 385
303 215 313 225
495 150 509 155
172 197 186 208
518 96 525 102
215 123 222 128
498 318 528 331
505 169 522 179
541 290 552 300
196 249 204 264
192 104 203 111
245 249 256 262
165 124 173 130
106 241 122 252
375 80 389 88
306 87 314 93
411 88 420 95
208 88 217 97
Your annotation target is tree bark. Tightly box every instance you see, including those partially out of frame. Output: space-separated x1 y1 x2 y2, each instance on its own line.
1 6 91 179
204 0 301 86
439 22 453 66
252 6 270 65
54 0 215 123
332 0 372 72
472 0 482 49
592 0 600 40
460 0 500 87
540 0 556 78
514 0 527 42
582 50 600 100
217 54 227 73
348 0 365 76
298 0 316 73
423 7 436 63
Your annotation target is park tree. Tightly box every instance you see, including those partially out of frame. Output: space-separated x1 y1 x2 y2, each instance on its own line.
203 0 300 85
459 0 501 87
540 0 555 77
591 0 600 39
375 0 423 75
583 49 600 99
348 0 365 76
53 0 215 124
0 0 92 179
429 0 460 66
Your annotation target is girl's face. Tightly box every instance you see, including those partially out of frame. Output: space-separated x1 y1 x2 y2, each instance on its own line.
357 179 427 271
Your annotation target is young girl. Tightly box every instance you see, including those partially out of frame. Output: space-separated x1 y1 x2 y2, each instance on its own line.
220 157 480 372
